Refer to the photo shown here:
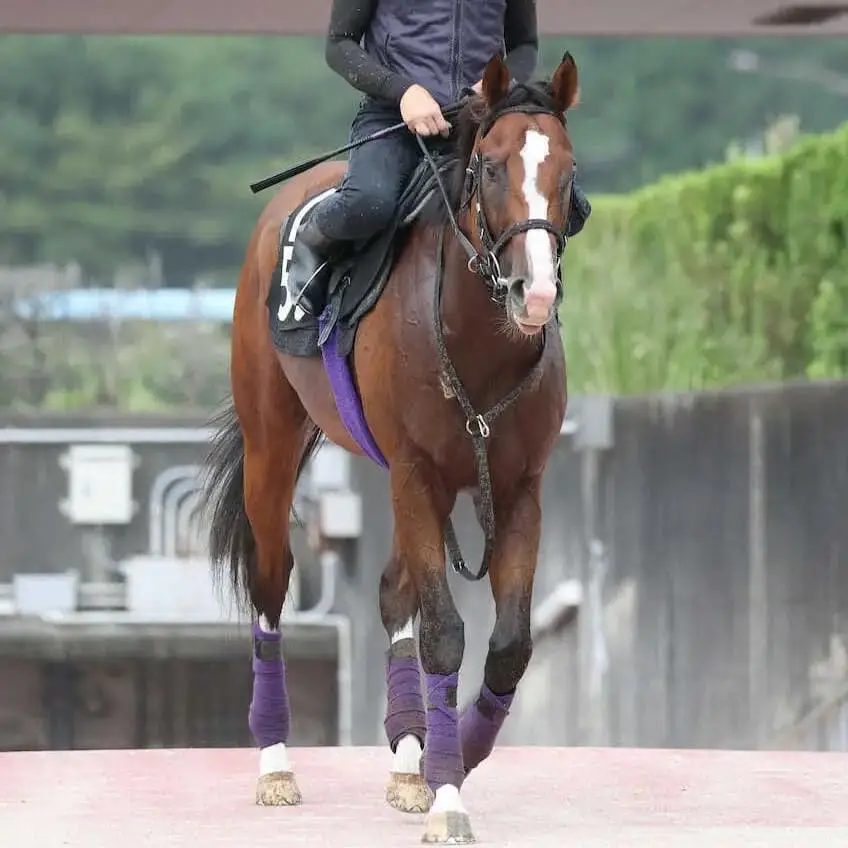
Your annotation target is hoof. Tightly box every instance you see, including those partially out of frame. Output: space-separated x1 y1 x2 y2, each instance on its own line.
421 810 475 844
386 772 433 814
255 771 302 806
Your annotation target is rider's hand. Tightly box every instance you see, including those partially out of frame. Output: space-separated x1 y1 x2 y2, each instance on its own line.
400 85 451 138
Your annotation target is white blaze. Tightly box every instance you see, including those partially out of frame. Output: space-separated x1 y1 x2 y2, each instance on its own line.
519 130 557 320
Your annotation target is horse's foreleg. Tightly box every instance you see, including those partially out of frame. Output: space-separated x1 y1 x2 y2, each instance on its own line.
460 477 541 776
391 460 474 844
379 554 431 813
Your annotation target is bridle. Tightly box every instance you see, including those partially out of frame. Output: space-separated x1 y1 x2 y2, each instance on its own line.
416 85 572 307
462 146 568 307
415 86 573 583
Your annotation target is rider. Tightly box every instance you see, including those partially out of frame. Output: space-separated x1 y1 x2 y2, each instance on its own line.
287 0 592 317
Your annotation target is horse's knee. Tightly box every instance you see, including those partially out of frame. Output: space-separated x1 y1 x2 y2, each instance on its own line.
484 612 533 694
419 588 464 675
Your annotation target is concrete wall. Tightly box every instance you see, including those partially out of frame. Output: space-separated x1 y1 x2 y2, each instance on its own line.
2 382 846 752
0 410 338 751
337 381 848 751
0 655 337 751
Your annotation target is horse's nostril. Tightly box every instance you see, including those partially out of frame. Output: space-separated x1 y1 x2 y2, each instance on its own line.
508 278 526 298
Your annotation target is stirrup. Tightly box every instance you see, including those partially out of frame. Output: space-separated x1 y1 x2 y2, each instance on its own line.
291 260 330 316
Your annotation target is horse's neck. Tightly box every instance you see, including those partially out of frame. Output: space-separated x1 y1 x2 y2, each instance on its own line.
440 232 543 399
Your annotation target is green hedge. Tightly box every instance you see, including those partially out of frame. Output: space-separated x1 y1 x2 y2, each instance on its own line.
561 122 848 394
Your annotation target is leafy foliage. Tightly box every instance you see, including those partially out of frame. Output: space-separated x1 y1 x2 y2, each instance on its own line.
2 34 848 284
562 121 848 393
2 33 848 407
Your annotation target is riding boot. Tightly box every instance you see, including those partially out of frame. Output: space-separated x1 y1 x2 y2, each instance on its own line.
288 211 337 318
566 165 592 238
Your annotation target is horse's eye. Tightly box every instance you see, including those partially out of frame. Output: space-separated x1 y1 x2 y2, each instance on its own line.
483 160 499 181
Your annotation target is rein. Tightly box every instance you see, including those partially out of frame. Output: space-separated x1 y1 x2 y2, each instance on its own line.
415 90 569 582
431 227 548 582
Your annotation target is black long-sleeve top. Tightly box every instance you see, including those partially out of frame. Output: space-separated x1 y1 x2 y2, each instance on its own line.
325 0 539 106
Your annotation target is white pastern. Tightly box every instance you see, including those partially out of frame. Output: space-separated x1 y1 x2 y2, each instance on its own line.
390 618 415 644
392 733 423 774
430 784 468 815
259 742 291 776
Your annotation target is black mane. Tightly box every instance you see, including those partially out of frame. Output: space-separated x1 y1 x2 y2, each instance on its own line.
415 80 564 227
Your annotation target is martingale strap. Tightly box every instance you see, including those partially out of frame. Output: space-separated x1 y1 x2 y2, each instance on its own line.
414 85 567 581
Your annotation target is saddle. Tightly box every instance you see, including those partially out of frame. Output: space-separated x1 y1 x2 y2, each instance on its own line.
266 147 459 360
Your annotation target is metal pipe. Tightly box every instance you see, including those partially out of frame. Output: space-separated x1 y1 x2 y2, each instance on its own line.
0 428 213 445
0 420 575 445
162 479 199 557
530 579 582 640
560 417 577 436
176 492 203 557
148 465 200 555
285 613 352 746
280 547 352 746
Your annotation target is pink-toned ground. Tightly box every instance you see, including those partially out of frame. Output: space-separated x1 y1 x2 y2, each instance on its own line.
1 746 847 847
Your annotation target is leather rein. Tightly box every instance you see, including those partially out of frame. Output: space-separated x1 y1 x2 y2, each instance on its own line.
415 89 571 582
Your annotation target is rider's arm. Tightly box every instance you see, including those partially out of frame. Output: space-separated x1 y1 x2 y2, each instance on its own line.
325 0 415 106
503 0 539 83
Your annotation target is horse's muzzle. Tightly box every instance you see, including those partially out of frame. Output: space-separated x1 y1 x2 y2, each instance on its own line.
507 277 557 334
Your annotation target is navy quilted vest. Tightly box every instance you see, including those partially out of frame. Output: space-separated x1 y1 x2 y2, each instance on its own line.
364 0 508 106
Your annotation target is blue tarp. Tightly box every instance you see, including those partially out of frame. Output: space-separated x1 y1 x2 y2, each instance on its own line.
12 288 237 323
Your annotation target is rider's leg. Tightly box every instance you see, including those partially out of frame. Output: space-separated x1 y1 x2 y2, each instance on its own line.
289 98 422 317
566 162 592 238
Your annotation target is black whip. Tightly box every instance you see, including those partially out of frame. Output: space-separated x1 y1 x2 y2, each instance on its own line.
249 93 473 195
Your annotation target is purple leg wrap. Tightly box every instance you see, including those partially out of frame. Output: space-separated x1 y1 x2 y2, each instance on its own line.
248 622 290 750
384 644 427 750
459 684 515 774
423 672 464 792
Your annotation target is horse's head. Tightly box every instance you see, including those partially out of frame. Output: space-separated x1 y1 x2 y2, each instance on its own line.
460 52 579 335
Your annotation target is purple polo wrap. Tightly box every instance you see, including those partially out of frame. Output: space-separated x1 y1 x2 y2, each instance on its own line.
248 621 290 750
423 671 464 792
459 683 514 773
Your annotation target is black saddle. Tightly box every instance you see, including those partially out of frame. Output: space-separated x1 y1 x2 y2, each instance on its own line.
266 146 460 359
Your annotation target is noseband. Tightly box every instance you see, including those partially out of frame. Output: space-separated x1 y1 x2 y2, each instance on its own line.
417 87 571 306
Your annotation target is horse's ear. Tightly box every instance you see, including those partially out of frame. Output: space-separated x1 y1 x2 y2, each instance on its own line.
481 54 511 108
551 51 580 113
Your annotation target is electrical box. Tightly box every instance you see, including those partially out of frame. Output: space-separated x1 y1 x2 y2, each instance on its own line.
59 444 136 525
319 490 362 539
310 443 350 492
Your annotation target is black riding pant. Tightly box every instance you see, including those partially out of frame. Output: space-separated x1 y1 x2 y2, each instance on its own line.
311 98 422 243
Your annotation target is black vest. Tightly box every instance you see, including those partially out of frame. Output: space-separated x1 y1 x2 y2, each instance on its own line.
364 0 509 106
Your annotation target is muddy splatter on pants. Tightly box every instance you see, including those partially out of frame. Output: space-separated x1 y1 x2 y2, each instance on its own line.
311 97 422 243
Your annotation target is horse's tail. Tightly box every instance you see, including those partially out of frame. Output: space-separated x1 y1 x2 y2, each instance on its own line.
200 397 322 613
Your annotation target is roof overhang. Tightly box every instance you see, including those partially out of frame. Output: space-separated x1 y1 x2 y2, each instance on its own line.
2 0 848 36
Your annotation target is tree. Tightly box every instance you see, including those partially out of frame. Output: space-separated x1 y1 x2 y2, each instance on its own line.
2 33 848 286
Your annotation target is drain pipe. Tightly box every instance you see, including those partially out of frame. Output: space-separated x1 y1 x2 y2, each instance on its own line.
282 548 352 747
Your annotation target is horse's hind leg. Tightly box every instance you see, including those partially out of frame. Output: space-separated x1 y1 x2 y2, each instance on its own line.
459 477 542 777
379 554 432 813
239 367 313 806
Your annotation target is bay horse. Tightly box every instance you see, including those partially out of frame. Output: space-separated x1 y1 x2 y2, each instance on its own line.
202 52 579 844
